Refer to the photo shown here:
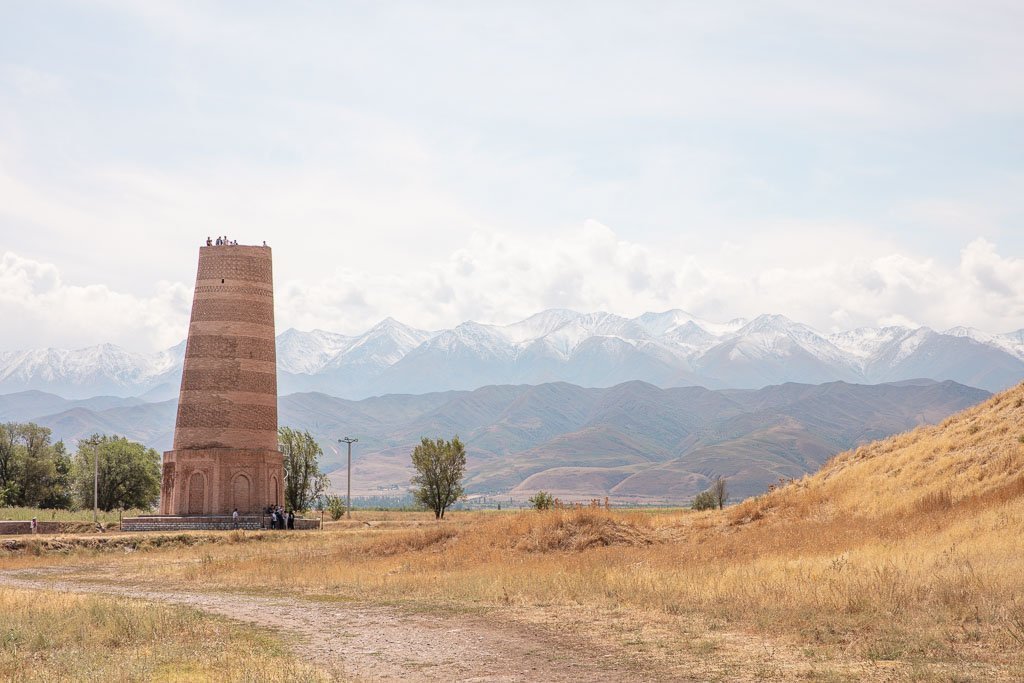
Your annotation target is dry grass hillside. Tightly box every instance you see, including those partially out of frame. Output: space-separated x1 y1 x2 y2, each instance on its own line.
3 383 1023 680
732 380 1024 522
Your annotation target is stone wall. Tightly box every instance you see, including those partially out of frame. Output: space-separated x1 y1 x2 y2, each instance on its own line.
160 448 284 515
121 515 321 532
0 521 31 535
0 521 94 535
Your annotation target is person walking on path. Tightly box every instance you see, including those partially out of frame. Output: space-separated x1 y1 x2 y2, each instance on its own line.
232 508 239 529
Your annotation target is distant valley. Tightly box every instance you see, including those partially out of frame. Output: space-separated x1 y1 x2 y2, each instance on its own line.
0 379 989 503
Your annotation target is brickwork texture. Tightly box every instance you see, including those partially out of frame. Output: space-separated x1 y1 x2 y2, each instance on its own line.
160 245 284 514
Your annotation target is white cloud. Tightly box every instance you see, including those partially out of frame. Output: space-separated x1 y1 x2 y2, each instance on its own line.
0 65 65 98
2 228 1023 353
275 225 1024 338
1 2 1023 350
0 252 190 350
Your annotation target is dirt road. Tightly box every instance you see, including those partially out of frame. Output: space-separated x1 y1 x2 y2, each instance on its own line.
0 571 653 682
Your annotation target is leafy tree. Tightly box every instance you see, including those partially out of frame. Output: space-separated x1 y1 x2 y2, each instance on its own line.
410 436 466 519
38 440 73 509
529 490 554 510
691 490 717 511
72 435 160 511
279 427 329 512
0 422 70 508
325 494 347 521
691 477 729 511
0 422 16 505
16 424 58 506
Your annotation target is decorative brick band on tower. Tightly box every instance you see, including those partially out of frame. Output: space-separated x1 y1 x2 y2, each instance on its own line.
159 245 284 515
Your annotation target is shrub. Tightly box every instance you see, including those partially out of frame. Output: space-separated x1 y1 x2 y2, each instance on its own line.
691 476 728 510
325 495 346 521
691 490 717 511
528 491 554 510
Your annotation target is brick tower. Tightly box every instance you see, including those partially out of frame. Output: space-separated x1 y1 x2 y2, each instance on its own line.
159 244 284 515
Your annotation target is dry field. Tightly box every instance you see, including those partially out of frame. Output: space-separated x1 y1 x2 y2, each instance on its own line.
0 586 325 682
2 383 1023 680
0 506 146 524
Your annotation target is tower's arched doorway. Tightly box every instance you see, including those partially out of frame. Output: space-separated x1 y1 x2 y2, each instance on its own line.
187 471 206 514
231 473 251 512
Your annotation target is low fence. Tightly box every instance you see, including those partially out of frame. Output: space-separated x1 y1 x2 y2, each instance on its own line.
0 520 91 535
121 515 321 532
1 515 321 535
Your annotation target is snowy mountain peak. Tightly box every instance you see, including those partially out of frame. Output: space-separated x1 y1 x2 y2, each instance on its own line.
3 310 1024 398
635 309 700 336
738 313 801 334
944 326 992 343
943 326 1024 361
500 309 583 343
276 328 354 374
369 317 410 332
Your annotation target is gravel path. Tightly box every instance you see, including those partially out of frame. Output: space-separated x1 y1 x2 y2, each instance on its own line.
0 572 647 682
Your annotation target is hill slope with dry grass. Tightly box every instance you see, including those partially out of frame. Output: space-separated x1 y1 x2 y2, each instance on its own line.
731 380 1024 523
4 383 1023 680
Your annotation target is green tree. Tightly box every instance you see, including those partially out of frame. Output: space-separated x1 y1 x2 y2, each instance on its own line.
691 476 729 511
72 435 160 511
410 436 466 520
325 494 347 521
529 490 554 510
0 422 17 505
279 427 329 512
38 440 73 509
691 490 717 511
0 422 70 508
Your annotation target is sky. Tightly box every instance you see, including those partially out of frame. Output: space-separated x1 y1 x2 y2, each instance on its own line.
1 1 1023 353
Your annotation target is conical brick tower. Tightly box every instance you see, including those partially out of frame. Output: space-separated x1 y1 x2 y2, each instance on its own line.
159 244 284 515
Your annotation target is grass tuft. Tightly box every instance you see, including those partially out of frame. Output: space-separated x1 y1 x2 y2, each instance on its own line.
0 587 327 681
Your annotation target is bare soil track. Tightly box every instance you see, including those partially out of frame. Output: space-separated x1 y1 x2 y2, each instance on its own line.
0 570 654 682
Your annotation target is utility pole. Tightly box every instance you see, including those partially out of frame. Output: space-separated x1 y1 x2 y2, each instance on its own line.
81 436 100 524
94 439 99 524
338 437 358 518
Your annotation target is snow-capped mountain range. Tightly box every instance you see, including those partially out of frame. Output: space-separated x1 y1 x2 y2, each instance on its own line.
2 310 1023 399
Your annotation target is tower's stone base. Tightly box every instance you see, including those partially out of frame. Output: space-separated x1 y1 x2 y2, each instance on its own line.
121 515 321 532
160 448 284 515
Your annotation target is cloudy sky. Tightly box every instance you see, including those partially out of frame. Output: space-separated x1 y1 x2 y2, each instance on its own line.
2 1 1023 352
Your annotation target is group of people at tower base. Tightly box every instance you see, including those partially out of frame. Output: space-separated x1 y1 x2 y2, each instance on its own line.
228 506 295 530
267 505 294 530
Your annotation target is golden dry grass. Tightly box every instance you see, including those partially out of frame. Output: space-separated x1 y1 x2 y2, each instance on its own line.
731 382 1024 524
0 587 327 682
4 382 1024 679
0 506 146 524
